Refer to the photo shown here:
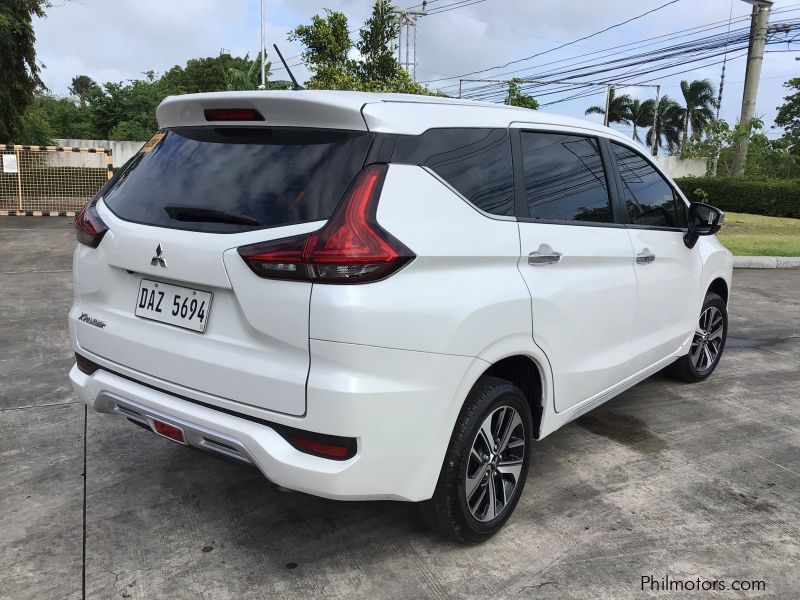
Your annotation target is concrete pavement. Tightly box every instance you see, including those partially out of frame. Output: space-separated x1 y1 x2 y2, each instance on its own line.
2 218 799 599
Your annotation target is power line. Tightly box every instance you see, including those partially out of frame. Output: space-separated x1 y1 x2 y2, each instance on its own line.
456 15 800 104
431 3 800 95
427 0 488 15
437 10 761 95
538 52 749 107
420 0 682 84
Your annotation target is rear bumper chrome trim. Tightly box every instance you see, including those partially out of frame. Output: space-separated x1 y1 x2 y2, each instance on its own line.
95 391 255 466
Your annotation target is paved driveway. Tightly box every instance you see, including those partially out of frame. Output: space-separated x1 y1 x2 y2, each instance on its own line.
2 218 798 599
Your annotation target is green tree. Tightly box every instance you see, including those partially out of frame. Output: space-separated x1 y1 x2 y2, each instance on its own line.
356 0 399 83
21 92 99 143
69 75 100 108
678 78 716 150
585 88 633 125
290 9 354 89
87 78 168 140
504 79 539 110
223 52 292 91
161 53 254 94
224 53 266 90
290 0 430 94
682 117 800 178
641 96 683 156
775 68 800 152
0 0 48 142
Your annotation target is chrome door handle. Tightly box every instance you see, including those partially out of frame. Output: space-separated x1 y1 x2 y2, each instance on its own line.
528 251 562 266
636 249 656 264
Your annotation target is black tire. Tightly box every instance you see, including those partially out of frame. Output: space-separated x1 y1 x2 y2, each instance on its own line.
419 376 533 543
668 291 728 383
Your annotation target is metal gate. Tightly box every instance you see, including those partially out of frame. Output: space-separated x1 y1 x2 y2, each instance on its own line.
0 144 113 216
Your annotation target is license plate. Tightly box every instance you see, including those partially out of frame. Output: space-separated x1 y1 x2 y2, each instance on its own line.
134 279 212 333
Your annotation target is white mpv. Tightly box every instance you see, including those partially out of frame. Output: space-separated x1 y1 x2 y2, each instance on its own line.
69 91 733 542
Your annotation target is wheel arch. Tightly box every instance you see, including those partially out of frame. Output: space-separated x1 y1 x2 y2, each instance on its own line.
707 277 729 304
479 355 546 439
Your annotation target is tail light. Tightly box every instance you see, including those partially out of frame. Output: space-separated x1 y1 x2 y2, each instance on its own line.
238 164 414 284
74 200 108 248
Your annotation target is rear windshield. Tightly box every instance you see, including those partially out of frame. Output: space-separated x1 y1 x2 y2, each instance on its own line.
102 127 373 233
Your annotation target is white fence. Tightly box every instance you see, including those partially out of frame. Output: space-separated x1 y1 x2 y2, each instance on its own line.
655 156 708 178
55 139 146 169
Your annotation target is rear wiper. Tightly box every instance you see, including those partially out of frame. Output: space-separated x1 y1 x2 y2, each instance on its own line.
164 205 260 226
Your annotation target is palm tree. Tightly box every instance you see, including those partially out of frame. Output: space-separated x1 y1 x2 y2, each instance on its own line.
641 96 684 156
679 79 717 149
585 88 633 125
69 75 99 108
628 98 650 142
225 52 268 90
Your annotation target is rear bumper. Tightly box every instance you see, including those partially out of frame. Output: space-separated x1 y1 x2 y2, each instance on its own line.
69 340 485 502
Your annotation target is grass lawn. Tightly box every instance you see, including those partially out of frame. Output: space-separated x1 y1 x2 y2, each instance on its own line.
717 212 800 256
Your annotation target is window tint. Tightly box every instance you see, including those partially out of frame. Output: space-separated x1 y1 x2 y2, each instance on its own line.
392 128 514 216
520 132 612 223
611 143 683 228
102 127 373 233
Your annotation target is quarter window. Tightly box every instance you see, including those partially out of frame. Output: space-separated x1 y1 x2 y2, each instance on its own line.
611 143 685 228
519 132 612 223
392 128 514 216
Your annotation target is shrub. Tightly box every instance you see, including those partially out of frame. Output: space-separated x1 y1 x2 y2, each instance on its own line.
674 176 800 219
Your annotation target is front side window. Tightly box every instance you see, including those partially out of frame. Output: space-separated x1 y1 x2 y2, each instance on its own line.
392 128 514 216
611 143 685 228
519 131 612 223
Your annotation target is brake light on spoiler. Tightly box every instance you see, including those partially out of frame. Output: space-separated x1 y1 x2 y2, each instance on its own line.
238 164 414 284
204 108 264 121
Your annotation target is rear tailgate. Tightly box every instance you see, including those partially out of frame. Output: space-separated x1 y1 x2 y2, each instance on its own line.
73 204 318 416
72 122 373 417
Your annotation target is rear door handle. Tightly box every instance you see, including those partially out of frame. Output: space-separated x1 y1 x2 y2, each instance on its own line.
528 251 562 266
636 249 656 264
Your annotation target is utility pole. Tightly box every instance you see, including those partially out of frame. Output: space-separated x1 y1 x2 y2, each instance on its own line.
711 0 735 177
731 0 773 175
259 0 266 90
603 85 612 127
645 85 661 156
652 85 661 157
391 3 427 81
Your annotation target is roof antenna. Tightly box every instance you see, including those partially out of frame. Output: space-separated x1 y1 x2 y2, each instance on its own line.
273 44 304 90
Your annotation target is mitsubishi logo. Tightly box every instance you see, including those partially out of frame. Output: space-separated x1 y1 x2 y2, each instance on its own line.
150 243 167 268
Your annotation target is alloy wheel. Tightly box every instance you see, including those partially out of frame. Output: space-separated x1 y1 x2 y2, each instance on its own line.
464 406 526 522
690 306 724 372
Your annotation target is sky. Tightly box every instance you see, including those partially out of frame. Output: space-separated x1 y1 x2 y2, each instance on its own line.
34 0 800 139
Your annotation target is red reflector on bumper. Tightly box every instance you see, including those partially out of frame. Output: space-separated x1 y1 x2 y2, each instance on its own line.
288 435 350 459
153 420 186 444
75 353 100 375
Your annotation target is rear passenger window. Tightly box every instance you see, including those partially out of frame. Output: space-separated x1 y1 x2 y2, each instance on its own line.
392 128 514 216
611 143 683 228
520 132 612 223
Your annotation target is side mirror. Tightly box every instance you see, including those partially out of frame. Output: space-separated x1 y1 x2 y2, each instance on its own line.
684 202 724 249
